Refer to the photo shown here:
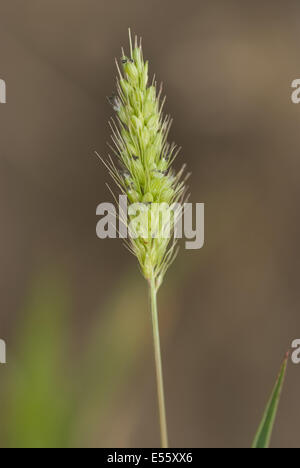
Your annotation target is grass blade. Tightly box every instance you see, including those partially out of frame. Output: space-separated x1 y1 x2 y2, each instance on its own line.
252 353 289 448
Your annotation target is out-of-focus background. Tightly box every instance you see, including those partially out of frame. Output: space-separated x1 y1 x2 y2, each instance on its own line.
0 0 300 448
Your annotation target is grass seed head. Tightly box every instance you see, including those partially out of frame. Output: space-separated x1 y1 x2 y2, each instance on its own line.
106 30 188 289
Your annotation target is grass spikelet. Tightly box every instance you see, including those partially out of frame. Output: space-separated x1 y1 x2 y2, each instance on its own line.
106 29 188 291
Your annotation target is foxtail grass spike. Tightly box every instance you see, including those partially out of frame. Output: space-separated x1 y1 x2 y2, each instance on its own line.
105 29 188 291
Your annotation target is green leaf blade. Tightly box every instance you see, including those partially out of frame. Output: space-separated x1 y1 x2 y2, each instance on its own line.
252 353 289 448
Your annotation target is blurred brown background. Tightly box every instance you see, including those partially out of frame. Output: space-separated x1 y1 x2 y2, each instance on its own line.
0 0 300 448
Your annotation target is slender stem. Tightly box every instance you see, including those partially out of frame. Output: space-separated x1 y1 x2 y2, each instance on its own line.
149 276 169 448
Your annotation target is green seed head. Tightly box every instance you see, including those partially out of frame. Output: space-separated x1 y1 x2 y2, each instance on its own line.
106 30 188 289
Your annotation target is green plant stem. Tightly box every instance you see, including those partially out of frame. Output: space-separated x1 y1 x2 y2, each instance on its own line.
149 276 169 448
